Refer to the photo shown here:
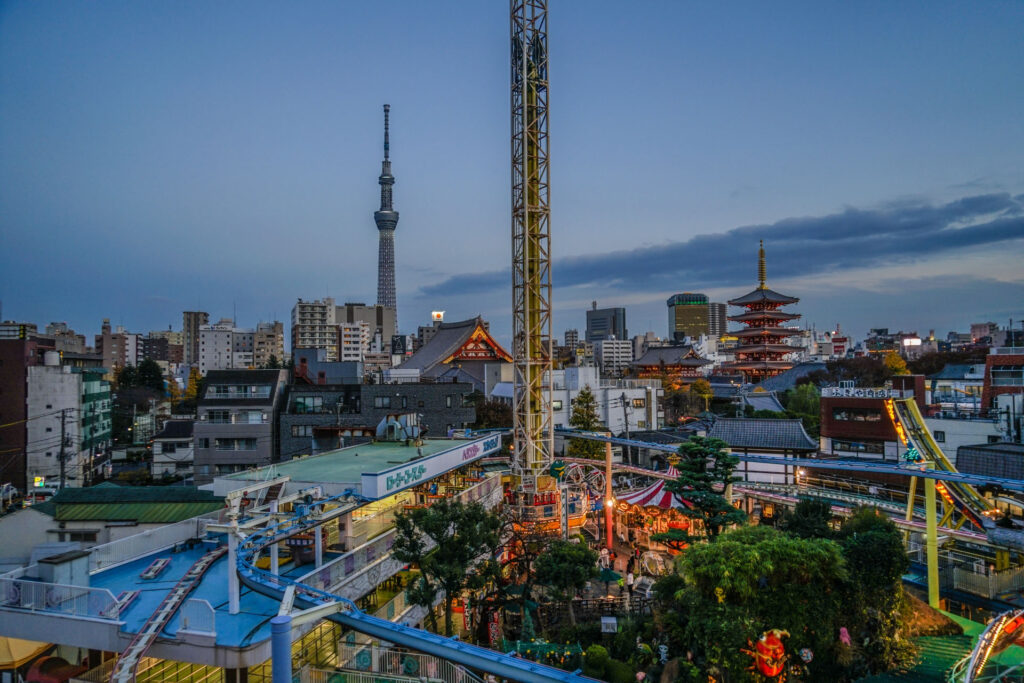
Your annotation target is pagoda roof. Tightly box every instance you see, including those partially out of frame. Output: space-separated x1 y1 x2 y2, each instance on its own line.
633 346 712 368
728 310 801 324
728 287 800 306
732 343 804 354
731 327 802 339
400 316 512 374
722 360 798 370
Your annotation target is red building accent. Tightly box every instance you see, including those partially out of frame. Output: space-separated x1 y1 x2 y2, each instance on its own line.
981 352 1024 415
721 241 801 382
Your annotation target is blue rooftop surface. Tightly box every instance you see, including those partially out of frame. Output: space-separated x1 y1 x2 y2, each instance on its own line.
91 542 342 648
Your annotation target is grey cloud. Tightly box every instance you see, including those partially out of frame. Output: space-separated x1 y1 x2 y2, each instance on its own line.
418 192 1024 297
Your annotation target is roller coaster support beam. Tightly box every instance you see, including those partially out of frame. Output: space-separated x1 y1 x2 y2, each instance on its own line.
905 475 918 543
228 532 240 615
605 441 613 550
925 464 939 608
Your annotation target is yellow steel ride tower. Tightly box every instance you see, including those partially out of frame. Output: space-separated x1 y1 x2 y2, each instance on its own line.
510 0 553 501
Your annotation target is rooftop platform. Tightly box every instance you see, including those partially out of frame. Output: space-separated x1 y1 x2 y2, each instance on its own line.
209 435 502 500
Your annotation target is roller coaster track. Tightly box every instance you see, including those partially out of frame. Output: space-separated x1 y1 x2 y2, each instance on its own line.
110 546 227 683
231 492 597 683
890 399 994 527
948 609 1024 682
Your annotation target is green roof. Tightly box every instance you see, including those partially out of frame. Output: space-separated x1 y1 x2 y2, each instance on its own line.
47 485 224 523
54 501 223 523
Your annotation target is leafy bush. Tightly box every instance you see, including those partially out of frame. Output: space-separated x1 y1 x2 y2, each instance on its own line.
582 644 609 678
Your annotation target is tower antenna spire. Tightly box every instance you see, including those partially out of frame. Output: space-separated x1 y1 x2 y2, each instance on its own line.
758 239 767 290
375 104 399 317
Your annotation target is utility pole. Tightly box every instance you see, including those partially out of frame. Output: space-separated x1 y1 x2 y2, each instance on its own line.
58 409 68 489
620 392 631 466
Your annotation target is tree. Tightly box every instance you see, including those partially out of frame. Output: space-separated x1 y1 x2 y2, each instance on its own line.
777 497 835 539
690 378 713 412
264 354 281 369
652 436 746 549
136 359 166 395
391 499 502 636
834 507 914 674
782 383 821 439
534 540 598 625
674 525 850 681
166 371 181 407
567 385 605 459
883 351 910 376
467 391 514 429
115 364 138 390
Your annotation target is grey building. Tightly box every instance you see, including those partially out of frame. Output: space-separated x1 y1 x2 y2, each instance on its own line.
279 382 476 458
708 302 728 338
192 369 287 485
585 301 627 342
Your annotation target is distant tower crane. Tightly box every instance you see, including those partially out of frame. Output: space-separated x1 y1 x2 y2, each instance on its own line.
510 0 553 501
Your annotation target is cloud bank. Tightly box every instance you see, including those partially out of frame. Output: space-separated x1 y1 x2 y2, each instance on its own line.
419 192 1024 297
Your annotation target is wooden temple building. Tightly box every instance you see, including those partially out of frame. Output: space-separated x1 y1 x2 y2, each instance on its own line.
722 241 801 382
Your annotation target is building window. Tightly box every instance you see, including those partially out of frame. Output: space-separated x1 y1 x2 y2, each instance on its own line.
198 438 210 449
831 408 882 422
207 410 231 424
291 425 313 437
293 396 323 414
446 396 453 408
933 430 945 443
832 439 885 454
632 398 646 408
163 443 177 453
60 531 98 543
215 438 258 451
988 435 1002 443
552 400 563 411
418 400 424 408
401 396 408 409
240 410 264 424
374 396 391 408
45 427 52 432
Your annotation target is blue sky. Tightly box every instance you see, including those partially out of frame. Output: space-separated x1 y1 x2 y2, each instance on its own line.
2 1 1023 346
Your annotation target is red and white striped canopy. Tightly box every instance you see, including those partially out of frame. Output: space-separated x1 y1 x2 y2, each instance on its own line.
617 480 690 510
664 464 680 478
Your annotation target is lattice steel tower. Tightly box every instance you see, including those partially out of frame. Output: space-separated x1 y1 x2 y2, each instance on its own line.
511 0 553 495
375 104 399 314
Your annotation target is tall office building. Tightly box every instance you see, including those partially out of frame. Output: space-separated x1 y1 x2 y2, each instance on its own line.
667 292 710 341
336 302 397 353
183 311 209 367
374 104 399 320
585 302 627 342
708 302 728 338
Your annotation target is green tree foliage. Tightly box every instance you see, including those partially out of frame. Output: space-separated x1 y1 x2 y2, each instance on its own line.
652 436 746 549
834 506 914 675
567 385 605 459
264 354 281 369
391 499 502 636
178 367 203 415
907 350 985 376
777 497 835 539
783 383 821 439
135 359 166 395
534 540 598 625
690 378 713 412
467 391 514 429
676 525 850 681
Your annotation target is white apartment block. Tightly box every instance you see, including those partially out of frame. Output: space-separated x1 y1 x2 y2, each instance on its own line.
339 321 371 362
595 337 633 374
292 298 338 361
199 320 255 375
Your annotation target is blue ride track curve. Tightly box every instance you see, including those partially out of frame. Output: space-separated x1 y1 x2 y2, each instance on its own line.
233 489 599 683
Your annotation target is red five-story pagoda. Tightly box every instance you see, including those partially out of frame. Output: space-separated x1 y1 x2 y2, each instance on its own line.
722 241 801 382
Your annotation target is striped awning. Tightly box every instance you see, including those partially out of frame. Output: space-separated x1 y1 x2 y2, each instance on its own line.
665 464 680 478
617 480 690 510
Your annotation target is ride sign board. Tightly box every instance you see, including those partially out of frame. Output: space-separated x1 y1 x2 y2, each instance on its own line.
361 435 502 499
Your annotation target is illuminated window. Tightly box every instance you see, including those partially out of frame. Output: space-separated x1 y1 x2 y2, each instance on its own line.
552 400 563 411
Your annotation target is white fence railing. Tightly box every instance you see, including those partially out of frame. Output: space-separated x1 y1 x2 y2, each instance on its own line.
336 643 479 683
89 511 222 573
299 476 503 595
301 667 428 683
179 598 216 634
0 577 118 620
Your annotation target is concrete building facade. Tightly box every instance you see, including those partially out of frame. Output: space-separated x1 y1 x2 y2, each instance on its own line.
586 301 627 342
292 298 338 361
183 310 209 367
192 369 287 484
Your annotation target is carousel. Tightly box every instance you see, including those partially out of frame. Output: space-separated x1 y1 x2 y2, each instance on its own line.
614 465 700 553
